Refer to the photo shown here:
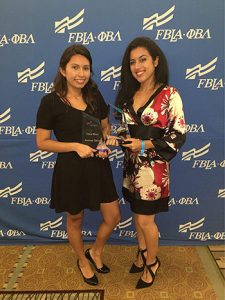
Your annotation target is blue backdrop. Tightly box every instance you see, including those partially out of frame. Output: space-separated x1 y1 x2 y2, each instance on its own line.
0 0 224 245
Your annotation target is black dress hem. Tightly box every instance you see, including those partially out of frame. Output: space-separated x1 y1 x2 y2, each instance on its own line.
50 195 118 215
122 187 169 215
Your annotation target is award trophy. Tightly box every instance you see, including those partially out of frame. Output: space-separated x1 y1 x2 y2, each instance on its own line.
82 112 102 148
109 103 131 145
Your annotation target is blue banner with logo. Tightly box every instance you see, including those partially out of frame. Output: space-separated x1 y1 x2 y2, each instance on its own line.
0 0 224 245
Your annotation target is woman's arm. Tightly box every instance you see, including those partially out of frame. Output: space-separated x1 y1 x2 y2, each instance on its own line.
36 128 96 158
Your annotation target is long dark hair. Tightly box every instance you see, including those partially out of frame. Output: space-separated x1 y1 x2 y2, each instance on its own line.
53 44 97 110
115 36 169 108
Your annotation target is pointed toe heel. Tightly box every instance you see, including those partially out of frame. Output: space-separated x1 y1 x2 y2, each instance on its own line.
85 248 110 274
77 260 98 286
129 263 144 273
129 248 147 273
136 256 160 289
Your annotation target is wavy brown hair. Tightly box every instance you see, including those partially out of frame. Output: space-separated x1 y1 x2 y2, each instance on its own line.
53 44 98 110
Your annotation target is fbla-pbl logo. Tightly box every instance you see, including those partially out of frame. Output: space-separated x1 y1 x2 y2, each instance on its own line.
55 9 85 33
0 182 22 198
114 217 136 238
55 9 121 44
0 228 26 238
179 217 225 241
17 62 53 93
11 197 50 206
0 108 11 124
143 5 211 42
40 217 67 239
185 57 224 90
101 65 121 90
169 197 199 206
179 217 205 233
18 62 45 83
40 217 63 231
0 108 36 137
143 5 175 30
182 143 210 161
0 33 35 47
185 123 205 133
30 150 55 169
0 161 13 169
182 143 225 169
109 149 124 169
218 189 225 198
40 217 92 239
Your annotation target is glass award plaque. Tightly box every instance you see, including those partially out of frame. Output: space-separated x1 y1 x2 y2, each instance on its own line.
82 112 102 148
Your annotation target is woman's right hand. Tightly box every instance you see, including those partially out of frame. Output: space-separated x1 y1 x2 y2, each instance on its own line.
75 143 97 158
106 135 120 146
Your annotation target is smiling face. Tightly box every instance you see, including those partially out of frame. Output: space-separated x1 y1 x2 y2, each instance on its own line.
60 54 91 91
129 47 159 85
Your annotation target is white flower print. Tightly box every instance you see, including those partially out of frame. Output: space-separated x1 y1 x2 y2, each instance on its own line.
140 185 161 201
135 166 154 189
162 166 169 188
141 108 158 125
175 115 186 134
123 174 140 193
161 94 169 116
124 111 136 124
123 176 130 190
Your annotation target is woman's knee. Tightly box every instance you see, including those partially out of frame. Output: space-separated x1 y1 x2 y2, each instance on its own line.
104 210 121 227
135 214 155 229
67 212 83 229
101 201 121 226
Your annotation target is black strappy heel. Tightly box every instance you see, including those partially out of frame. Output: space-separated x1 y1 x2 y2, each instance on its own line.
129 248 147 273
136 256 161 289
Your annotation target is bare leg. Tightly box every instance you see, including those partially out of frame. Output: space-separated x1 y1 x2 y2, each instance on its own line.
133 214 147 267
89 200 121 268
135 214 160 283
66 212 94 278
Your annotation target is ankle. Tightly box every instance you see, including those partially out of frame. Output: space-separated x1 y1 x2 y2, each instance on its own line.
146 257 157 266
78 256 89 267
90 248 102 257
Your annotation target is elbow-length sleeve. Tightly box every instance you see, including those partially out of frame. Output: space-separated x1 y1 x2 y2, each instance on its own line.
152 90 186 162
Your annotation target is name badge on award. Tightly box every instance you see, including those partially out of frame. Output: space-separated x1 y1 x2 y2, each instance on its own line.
82 112 102 148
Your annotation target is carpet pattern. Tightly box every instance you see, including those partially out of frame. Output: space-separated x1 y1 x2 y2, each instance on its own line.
0 244 223 300
208 245 225 280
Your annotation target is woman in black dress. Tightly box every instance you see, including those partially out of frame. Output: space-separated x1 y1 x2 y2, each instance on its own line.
36 45 120 286
107 37 186 289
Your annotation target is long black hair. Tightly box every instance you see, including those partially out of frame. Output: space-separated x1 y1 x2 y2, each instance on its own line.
53 44 97 110
115 36 169 108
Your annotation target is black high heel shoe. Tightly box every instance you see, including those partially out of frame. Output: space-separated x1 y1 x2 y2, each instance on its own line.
77 259 98 286
136 256 161 289
85 248 110 273
129 248 147 273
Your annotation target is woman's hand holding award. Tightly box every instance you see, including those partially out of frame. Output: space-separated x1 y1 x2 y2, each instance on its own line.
106 103 131 146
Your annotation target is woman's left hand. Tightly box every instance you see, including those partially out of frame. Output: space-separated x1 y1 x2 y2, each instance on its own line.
122 138 142 152
96 144 111 159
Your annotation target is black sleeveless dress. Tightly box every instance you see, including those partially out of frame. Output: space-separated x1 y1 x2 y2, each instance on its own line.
36 91 118 215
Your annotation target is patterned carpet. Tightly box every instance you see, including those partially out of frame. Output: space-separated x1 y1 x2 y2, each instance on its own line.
0 244 224 300
208 245 225 280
